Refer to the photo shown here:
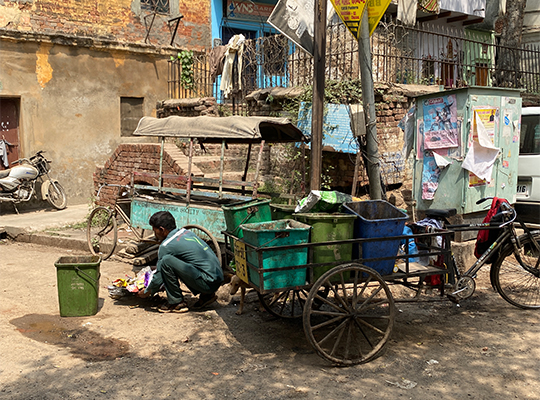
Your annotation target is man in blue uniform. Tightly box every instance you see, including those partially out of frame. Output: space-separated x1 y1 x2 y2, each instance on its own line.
138 211 223 313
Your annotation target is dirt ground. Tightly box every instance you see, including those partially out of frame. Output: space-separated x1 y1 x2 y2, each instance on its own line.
1 240 539 400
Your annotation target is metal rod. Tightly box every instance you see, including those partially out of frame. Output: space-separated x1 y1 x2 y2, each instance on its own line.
219 139 225 199
159 137 164 192
186 138 194 203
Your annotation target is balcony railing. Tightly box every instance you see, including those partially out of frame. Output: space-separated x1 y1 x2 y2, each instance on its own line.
168 18 540 103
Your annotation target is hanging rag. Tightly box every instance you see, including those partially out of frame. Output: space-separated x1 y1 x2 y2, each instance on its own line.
209 45 227 83
474 197 506 262
418 0 440 14
398 0 417 26
0 139 12 168
220 34 245 98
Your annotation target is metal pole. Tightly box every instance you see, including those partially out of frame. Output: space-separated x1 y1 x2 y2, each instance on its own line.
358 10 383 200
310 0 327 191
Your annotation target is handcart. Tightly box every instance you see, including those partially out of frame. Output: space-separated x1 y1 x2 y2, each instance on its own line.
222 198 540 366
125 115 307 246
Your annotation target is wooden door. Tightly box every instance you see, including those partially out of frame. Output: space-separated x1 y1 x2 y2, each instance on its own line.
0 98 20 170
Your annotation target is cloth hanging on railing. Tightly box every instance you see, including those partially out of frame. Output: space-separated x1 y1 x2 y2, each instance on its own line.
398 0 417 26
418 0 440 14
209 45 227 83
220 34 245 99
0 138 12 168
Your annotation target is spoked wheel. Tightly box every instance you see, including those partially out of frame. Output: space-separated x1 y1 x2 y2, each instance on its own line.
47 181 67 210
258 289 308 319
258 286 330 319
490 231 540 309
87 206 117 260
303 263 395 366
183 225 222 267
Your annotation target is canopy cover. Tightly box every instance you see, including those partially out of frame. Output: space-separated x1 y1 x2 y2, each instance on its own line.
133 115 307 143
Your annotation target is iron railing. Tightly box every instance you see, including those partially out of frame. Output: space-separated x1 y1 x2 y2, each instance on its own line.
168 18 540 102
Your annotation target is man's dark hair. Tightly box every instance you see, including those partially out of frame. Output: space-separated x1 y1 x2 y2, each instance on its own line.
149 211 176 231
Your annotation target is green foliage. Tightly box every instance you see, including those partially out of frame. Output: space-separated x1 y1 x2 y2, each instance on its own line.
174 50 194 90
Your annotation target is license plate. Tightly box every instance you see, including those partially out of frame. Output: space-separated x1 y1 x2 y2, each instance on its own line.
517 184 529 195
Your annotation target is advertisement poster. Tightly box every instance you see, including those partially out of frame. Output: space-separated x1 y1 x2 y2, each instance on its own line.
471 107 498 143
422 150 440 200
268 0 315 55
466 107 499 187
422 94 459 149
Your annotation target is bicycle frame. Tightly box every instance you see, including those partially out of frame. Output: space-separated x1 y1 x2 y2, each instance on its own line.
448 218 540 284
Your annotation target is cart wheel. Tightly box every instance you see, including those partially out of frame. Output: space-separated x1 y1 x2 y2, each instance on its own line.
87 206 117 260
182 225 222 267
258 287 330 319
303 263 395 366
258 289 308 319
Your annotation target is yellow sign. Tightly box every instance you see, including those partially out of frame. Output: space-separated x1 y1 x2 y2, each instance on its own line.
330 0 391 38
234 240 249 283
367 0 391 36
329 0 368 40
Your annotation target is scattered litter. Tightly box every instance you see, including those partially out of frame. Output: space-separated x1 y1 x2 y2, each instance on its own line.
108 267 157 299
386 379 417 389
82 322 92 326
482 347 489 352
426 359 439 365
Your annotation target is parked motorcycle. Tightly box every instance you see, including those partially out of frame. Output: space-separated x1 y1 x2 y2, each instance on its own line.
0 150 67 211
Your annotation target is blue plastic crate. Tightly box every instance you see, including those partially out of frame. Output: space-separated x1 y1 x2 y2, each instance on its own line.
241 219 311 290
343 200 408 275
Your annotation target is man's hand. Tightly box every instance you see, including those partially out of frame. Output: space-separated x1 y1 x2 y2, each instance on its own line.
137 289 151 299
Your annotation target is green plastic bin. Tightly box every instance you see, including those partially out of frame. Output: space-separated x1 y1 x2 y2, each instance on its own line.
294 213 356 281
270 203 297 220
55 255 101 317
241 219 311 290
222 198 272 239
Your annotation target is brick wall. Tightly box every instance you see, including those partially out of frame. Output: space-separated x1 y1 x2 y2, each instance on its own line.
157 97 219 117
0 0 211 49
93 143 187 207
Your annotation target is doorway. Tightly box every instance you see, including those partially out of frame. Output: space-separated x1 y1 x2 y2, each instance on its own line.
0 98 20 170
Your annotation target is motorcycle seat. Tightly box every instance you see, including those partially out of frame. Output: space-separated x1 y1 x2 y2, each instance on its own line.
0 169 10 179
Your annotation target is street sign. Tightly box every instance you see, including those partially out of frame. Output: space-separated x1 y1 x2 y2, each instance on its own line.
330 0 391 38
367 0 391 36
329 0 367 40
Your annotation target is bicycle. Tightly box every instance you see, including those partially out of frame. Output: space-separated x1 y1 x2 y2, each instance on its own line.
418 197 540 309
87 184 221 262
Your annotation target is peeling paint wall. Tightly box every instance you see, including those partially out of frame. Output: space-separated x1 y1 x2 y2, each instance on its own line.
0 38 174 204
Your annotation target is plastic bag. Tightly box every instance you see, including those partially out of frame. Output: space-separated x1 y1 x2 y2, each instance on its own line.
295 190 361 213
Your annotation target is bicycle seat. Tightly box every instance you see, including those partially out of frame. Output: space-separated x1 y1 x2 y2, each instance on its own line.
424 208 457 219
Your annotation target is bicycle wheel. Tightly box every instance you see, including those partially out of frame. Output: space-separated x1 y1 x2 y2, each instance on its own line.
47 181 67 210
491 231 540 309
87 206 117 260
303 263 395 365
182 225 222 267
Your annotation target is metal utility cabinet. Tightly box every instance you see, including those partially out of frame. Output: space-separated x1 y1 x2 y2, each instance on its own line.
412 87 522 214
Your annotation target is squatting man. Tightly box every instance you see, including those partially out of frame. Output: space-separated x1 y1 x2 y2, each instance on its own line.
138 211 224 313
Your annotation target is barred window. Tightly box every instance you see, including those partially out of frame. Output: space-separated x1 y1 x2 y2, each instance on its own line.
141 0 170 14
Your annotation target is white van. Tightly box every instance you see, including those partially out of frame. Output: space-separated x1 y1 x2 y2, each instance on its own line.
516 107 540 223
